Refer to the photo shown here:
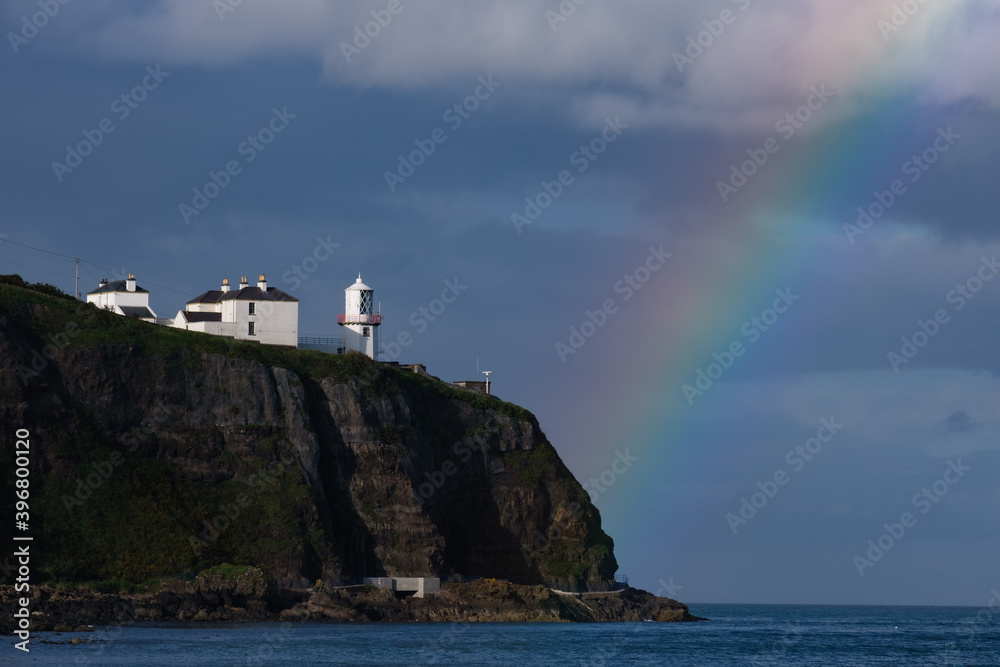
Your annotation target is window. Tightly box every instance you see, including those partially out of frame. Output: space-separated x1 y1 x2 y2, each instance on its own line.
362 327 370 337
359 290 373 314
248 302 255 315
248 322 255 336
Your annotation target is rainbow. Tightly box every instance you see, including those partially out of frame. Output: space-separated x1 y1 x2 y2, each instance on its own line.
570 0 969 571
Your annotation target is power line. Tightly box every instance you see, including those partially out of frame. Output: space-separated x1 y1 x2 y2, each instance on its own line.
79 262 103 285
0 238 78 261
0 254 74 278
0 237 195 298
78 259 194 298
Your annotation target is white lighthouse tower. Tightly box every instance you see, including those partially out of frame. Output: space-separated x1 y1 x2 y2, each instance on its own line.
338 274 381 359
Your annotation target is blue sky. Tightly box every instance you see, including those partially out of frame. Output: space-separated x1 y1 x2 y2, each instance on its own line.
2 0 999 605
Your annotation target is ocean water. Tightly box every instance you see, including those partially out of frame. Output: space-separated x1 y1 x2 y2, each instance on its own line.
5 604 998 666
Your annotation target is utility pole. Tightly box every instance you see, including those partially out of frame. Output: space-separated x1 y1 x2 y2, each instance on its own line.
75 258 80 300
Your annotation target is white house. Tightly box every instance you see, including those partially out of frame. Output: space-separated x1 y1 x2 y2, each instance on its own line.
86 274 158 322
338 274 381 359
171 274 299 347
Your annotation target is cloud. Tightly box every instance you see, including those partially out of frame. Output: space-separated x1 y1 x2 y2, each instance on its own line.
24 0 1000 132
944 410 976 433
922 3 1000 108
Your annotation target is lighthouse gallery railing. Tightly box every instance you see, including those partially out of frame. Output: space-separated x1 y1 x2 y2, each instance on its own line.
337 314 382 324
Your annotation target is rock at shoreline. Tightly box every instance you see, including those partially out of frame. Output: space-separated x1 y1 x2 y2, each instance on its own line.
0 579 703 631
0 281 701 627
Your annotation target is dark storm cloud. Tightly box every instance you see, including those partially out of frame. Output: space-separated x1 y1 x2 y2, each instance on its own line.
3 0 999 606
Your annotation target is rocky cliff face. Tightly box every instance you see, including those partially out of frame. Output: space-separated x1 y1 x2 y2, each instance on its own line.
0 282 616 588
0 575 702 632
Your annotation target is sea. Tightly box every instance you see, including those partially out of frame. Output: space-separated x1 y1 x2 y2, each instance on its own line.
4 604 998 665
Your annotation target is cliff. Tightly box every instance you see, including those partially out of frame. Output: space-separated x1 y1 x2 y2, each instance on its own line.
0 572 701 631
0 280 617 590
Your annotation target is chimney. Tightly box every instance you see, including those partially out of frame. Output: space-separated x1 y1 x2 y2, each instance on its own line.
126 273 136 292
100 278 108 286
220 277 231 293
257 273 267 290
239 276 249 289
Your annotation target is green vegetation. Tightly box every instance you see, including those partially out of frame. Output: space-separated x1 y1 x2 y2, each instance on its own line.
19 375 322 584
1 280 368 382
538 551 591 581
0 274 74 299
429 378 535 423
50 578 151 594
198 563 262 582
0 280 616 586
375 425 407 445
500 441 561 486
33 431 322 583
0 279 537 420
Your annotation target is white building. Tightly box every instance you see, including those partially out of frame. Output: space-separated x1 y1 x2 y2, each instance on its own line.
171 274 299 347
338 274 381 359
86 274 157 322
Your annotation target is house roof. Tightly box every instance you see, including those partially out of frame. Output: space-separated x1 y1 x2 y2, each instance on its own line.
187 290 225 305
87 279 149 295
187 285 298 305
181 311 222 323
220 286 297 302
119 306 156 319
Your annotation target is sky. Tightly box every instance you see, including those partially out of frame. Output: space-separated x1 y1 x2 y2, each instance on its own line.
2 0 999 606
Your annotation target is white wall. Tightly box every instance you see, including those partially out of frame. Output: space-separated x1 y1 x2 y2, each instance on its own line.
186 302 222 313
169 298 298 347
167 311 236 337
191 320 237 338
226 299 298 347
341 322 379 358
87 289 154 314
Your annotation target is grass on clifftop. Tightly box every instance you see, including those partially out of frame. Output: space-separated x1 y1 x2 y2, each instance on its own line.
2 278 600 586
0 279 532 420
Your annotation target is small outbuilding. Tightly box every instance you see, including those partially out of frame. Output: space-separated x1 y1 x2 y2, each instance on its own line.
86 274 157 322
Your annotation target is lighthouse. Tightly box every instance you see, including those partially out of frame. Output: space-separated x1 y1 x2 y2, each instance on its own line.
338 274 381 359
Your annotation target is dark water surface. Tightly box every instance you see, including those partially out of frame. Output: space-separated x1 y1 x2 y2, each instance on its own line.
5 604 998 665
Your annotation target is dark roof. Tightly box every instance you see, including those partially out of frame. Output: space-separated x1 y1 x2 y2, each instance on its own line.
181 312 222 323
187 290 225 305
119 306 155 319
87 279 149 295
220 286 298 302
